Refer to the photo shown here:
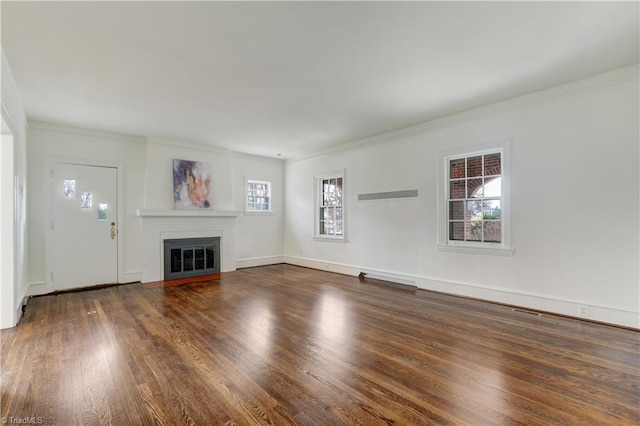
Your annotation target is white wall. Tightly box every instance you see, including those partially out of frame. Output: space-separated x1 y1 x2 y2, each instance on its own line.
284 67 640 328
1 52 28 329
19 64 639 327
143 138 235 211
27 129 284 291
232 153 284 267
142 138 284 267
27 123 147 291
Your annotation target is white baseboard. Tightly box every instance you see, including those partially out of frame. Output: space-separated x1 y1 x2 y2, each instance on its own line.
283 256 359 277
15 297 25 325
28 272 140 296
121 271 140 283
236 256 285 269
283 256 639 329
27 281 51 296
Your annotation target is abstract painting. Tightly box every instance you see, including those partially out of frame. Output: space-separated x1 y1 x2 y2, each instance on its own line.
173 159 212 209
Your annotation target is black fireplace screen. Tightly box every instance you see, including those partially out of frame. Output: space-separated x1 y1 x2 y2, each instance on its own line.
163 237 220 279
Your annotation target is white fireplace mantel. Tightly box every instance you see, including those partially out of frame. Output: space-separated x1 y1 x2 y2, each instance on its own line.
137 209 240 282
137 210 241 218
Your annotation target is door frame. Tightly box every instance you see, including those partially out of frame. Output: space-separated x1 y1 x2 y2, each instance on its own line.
1 114 16 328
45 157 125 292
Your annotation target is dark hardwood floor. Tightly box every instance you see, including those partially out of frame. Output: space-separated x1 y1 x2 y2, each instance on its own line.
1 264 639 425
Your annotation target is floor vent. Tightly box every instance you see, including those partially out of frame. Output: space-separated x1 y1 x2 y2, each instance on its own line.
512 308 542 316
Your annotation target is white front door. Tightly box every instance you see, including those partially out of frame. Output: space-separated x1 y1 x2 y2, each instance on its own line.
51 163 118 290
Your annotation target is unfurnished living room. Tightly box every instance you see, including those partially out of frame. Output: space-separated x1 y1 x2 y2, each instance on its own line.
1 1 639 425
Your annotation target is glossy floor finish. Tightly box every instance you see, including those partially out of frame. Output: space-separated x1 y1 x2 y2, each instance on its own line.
1 265 639 425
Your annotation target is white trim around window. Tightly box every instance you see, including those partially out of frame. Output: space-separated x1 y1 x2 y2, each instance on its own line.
437 140 514 256
245 178 273 214
314 169 346 243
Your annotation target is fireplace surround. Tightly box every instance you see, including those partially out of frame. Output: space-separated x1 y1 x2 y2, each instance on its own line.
137 210 239 283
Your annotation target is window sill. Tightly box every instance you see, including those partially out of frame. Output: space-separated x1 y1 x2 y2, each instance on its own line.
438 244 514 256
314 236 347 243
243 210 274 216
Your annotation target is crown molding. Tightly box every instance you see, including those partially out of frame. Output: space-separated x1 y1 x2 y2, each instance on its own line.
1 50 26 136
229 150 284 164
28 121 284 163
287 64 639 164
145 136 232 155
146 137 284 163
25 64 638 164
28 120 146 144
1 102 15 136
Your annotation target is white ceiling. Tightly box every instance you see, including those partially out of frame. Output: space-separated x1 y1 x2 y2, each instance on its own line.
2 1 638 159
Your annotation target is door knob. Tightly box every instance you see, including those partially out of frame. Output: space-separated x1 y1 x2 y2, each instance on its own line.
110 223 116 239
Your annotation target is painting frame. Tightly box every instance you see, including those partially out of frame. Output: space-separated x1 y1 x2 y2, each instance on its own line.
173 159 212 210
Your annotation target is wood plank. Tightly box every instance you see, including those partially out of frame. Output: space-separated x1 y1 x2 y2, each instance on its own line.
1 264 638 425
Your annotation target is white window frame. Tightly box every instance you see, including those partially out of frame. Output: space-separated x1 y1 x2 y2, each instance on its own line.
245 178 273 214
314 170 346 243
437 140 514 256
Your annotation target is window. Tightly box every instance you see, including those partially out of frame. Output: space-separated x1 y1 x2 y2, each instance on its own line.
315 171 345 241
63 179 76 198
97 203 108 221
438 141 513 256
80 191 92 209
246 180 271 212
